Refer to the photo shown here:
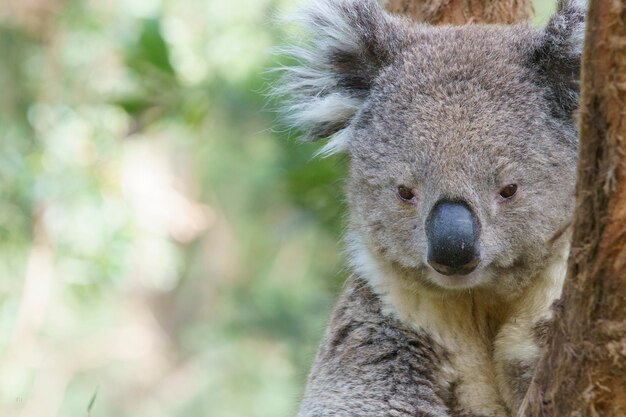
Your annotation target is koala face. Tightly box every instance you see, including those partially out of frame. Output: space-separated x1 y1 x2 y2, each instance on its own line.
347 27 578 294
277 0 584 296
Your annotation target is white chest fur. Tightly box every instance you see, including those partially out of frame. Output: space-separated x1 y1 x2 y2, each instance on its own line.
351 241 569 416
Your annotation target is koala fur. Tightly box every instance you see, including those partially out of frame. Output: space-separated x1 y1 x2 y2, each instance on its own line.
275 0 586 416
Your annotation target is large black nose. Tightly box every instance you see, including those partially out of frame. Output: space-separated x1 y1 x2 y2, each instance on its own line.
426 200 480 276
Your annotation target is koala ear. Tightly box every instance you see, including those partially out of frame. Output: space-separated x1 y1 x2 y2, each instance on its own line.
533 0 587 118
275 0 411 156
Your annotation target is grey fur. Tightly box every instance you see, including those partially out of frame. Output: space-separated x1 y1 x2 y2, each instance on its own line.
274 0 587 416
300 278 453 416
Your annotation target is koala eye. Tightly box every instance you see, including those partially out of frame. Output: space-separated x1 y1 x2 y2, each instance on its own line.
397 185 416 203
499 184 518 200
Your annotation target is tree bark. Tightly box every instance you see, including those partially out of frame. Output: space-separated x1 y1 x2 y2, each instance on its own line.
521 1 626 415
384 0 532 24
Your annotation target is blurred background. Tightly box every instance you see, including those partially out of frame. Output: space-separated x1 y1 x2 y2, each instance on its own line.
0 0 556 416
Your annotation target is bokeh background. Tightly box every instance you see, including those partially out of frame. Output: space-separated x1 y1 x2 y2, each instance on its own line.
0 0 556 416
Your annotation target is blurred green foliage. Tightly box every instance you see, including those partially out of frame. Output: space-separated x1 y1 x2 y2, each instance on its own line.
0 0 555 416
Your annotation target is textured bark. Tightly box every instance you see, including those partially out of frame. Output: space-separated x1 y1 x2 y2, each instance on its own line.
384 0 532 24
520 1 626 416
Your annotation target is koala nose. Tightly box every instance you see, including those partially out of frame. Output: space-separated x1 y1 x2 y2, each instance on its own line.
426 200 480 276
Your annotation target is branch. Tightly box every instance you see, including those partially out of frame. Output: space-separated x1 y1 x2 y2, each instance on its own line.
384 0 532 23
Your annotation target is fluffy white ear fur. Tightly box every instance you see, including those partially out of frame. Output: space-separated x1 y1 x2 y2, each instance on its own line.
274 0 408 156
284 92 360 157
550 0 587 55
535 0 587 117
566 0 587 54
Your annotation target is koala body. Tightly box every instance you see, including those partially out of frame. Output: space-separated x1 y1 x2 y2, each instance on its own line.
276 1 585 416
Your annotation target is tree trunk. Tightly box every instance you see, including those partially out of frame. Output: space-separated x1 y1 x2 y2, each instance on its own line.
521 1 626 415
384 0 532 24
387 0 626 416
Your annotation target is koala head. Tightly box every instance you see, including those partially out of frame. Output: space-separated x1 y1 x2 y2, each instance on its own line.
276 0 585 298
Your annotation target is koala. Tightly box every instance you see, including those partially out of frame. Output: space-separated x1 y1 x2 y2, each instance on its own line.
275 0 586 416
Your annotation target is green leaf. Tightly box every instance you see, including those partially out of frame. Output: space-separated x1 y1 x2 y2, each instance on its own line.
86 386 98 415
125 18 176 78
138 18 175 75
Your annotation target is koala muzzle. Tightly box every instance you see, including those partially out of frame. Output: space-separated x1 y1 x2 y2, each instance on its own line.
426 200 480 276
